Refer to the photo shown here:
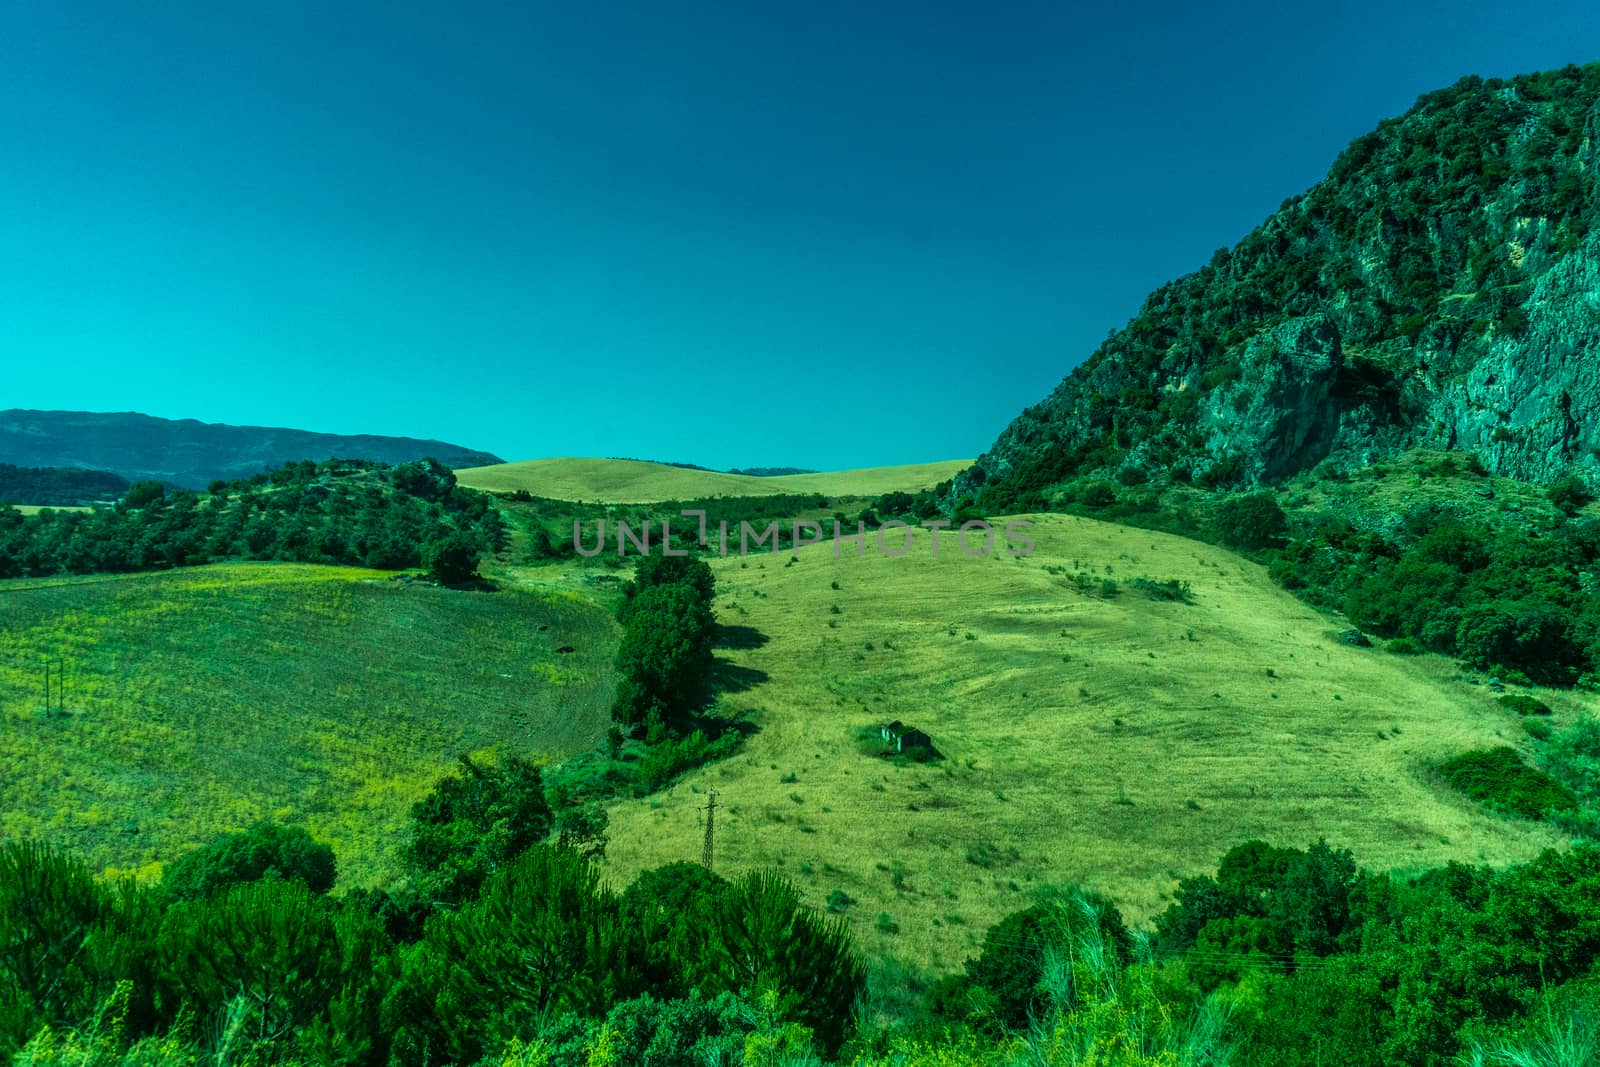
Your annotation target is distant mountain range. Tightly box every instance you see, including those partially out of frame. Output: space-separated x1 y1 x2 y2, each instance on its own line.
0 410 503 491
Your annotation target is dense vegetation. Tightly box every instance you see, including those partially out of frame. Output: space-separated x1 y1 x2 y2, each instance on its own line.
1272 504 1600 687
0 458 505 580
0 464 130 507
4 822 1597 1066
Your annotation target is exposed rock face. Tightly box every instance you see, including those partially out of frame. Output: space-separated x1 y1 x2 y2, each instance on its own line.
1200 314 1344 484
1431 226 1600 482
955 64 1600 510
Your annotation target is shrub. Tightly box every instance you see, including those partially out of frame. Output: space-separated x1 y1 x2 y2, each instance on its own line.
1438 747 1578 819
1549 475 1595 515
1216 493 1290 550
1387 637 1423 655
1061 479 1117 508
161 822 336 901
637 731 741 794
1456 601 1584 686
1130 576 1193 602
1499 693 1553 716
422 531 482 584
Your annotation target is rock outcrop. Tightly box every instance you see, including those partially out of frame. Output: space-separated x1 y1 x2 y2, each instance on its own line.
956 64 1600 510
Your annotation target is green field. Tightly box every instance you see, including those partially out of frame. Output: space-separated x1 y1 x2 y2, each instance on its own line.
453 456 973 502
13 505 92 515
598 513 1576 971
0 563 618 884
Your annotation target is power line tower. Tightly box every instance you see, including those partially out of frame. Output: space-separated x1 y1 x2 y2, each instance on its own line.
701 789 719 872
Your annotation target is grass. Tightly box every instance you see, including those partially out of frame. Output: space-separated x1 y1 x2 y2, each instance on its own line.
597 513 1567 972
0 562 617 886
452 456 973 502
12 505 93 516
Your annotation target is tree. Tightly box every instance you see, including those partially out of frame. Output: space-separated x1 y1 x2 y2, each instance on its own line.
555 801 610 861
121 482 166 510
1216 492 1289 550
155 879 378 1064
620 554 716 620
0 842 120 1057
161 822 336 901
404 846 639 1062
620 862 730 997
422 531 481 584
612 581 716 735
709 870 865 1055
404 754 553 906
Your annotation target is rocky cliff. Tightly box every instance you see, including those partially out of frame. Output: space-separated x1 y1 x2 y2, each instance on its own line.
961 63 1600 511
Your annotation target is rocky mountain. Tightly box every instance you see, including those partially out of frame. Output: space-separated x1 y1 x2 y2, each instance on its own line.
960 62 1600 512
0 410 503 490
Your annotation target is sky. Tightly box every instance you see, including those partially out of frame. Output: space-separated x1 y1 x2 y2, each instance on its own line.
2 2 1597 471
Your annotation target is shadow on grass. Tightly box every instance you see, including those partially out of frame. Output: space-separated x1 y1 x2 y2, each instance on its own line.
715 624 770 650
709 659 769 695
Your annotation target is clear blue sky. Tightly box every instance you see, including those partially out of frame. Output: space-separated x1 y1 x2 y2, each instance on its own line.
3 2 1596 470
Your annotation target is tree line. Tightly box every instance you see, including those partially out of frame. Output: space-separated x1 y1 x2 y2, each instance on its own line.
0 464 130 507
0 459 505 583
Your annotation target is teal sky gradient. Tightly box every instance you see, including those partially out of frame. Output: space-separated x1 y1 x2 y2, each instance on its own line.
3 2 1597 469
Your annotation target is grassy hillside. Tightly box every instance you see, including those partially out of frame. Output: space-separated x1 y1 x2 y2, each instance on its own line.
0 563 617 884
454 456 972 502
599 513 1574 972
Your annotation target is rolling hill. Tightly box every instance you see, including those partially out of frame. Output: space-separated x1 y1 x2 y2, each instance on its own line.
0 563 617 884
0 409 504 489
597 513 1572 971
453 456 973 502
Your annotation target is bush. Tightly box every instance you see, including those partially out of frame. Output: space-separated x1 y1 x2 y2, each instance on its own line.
1438 747 1578 819
1065 480 1119 508
1456 602 1584 686
636 730 741 793
1549 475 1595 515
1387 637 1423 655
1130 576 1193 602
422 531 482 584
1499 693 1553 716
1216 493 1290 550
161 822 336 901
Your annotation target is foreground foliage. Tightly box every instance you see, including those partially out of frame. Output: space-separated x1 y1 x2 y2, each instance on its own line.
2 830 1597 1066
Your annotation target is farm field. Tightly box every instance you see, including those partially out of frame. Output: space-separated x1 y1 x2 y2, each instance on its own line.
0 563 618 884
598 512 1577 971
453 456 973 502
